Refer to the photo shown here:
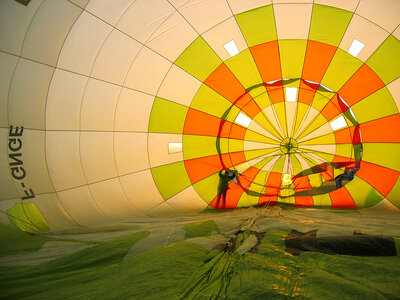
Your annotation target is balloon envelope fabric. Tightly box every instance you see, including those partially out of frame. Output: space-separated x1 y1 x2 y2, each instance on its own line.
0 0 400 231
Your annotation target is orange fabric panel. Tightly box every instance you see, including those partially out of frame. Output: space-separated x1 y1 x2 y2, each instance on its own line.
293 176 312 192
267 172 282 188
239 95 262 118
184 154 223 184
321 165 334 181
360 114 400 143
302 40 337 83
220 122 247 140
332 155 356 169
250 41 282 82
264 186 280 196
266 86 285 104
204 63 245 103
356 161 399 197
209 181 243 209
258 195 278 206
329 187 357 209
221 152 246 168
338 64 385 107
334 126 355 144
295 196 314 207
320 98 341 121
183 108 220 136
239 167 260 191
298 81 316 105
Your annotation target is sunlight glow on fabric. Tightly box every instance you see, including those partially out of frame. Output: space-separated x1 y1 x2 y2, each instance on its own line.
224 40 240 57
348 39 365 57
330 116 348 131
285 87 298 102
234 112 251 127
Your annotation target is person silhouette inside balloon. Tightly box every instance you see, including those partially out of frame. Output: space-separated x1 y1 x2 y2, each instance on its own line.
216 169 239 209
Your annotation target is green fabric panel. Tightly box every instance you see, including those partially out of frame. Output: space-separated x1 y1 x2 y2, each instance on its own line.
351 87 399 124
300 133 335 145
149 97 188 134
151 161 191 200
311 92 333 111
236 192 256 208
309 4 353 46
321 48 363 92
309 173 323 188
386 176 400 209
8 203 49 234
366 35 400 84
271 155 286 173
363 143 400 171
244 149 276 162
192 173 220 204
225 49 263 89
183 220 220 239
335 143 353 158
235 5 277 47
251 88 271 110
312 193 332 207
290 154 304 175
183 135 218 160
174 36 222 81
346 177 384 208
279 40 308 79
190 85 232 118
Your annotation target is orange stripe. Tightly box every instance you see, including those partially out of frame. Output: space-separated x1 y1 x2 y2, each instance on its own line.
338 64 385 106
302 40 337 83
320 97 341 121
184 155 223 184
221 152 246 168
238 94 262 118
334 126 355 144
332 155 356 169
360 114 400 143
250 41 282 82
258 195 278 206
209 181 243 209
220 122 247 140
298 81 316 105
239 167 260 191
295 196 314 207
329 187 357 209
183 108 220 136
267 86 285 104
356 161 399 197
204 63 245 103
267 172 282 188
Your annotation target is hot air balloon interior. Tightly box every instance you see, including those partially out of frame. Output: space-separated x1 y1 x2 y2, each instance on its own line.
0 0 399 298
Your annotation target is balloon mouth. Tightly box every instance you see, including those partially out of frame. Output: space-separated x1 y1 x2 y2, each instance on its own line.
279 138 298 154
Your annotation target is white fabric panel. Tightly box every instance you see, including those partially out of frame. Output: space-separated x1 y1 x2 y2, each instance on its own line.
285 101 298 137
0 129 18 200
46 131 86 191
86 0 133 26
356 0 400 32
114 132 149 176
57 186 113 227
114 88 154 132
0 52 18 127
393 26 400 41
227 0 271 14
19 130 54 194
80 132 117 184
172 0 232 34
244 141 278 151
166 186 207 213
146 11 198 61
117 0 175 44
147 202 176 216
46 69 88 131
31 193 78 230
57 11 112 76
248 119 281 141
387 77 400 112
0 0 44 55
21 0 82 66
148 133 183 167
120 169 165 212
314 0 359 11
262 105 285 138
298 122 332 143
202 17 248 61
339 15 390 62
89 178 139 220
274 4 313 40
300 144 336 155
124 47 172 95
91 29 141 85
157 64 202 107
70 0 90 9
8 59 54 130
80 79 120 131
